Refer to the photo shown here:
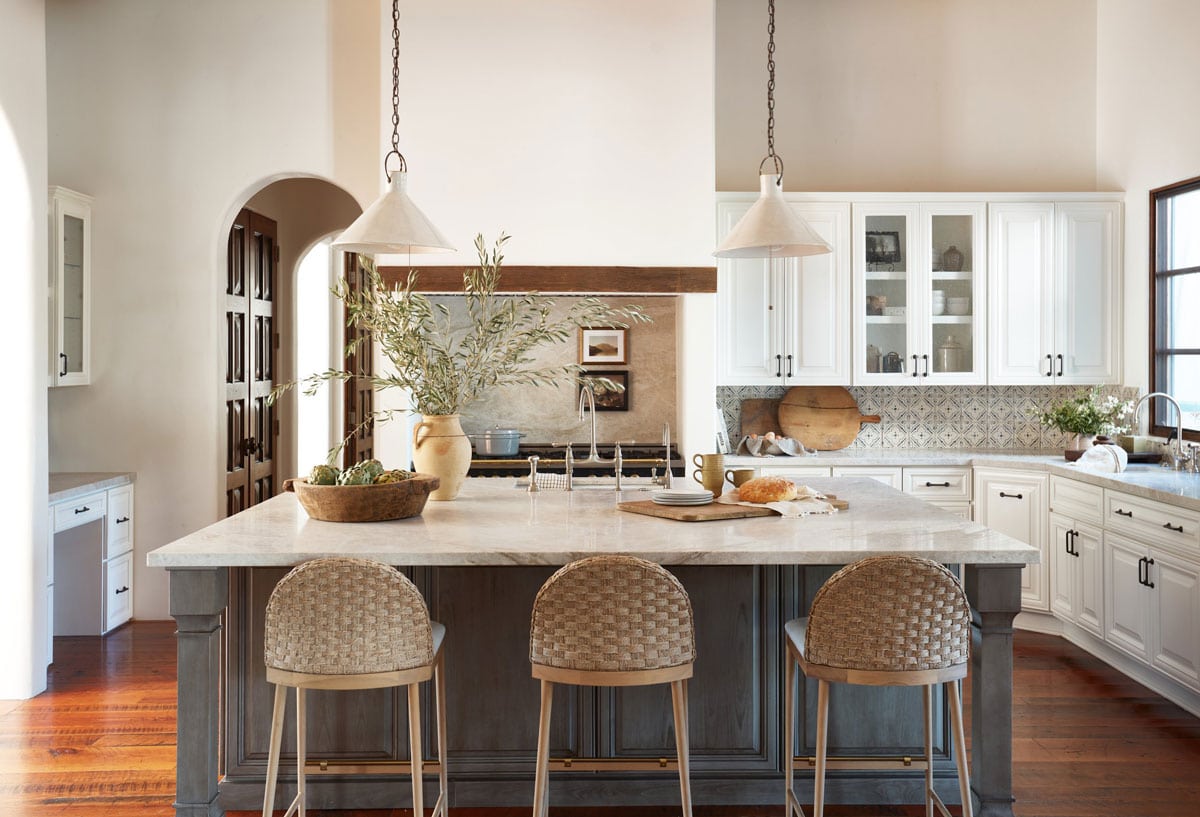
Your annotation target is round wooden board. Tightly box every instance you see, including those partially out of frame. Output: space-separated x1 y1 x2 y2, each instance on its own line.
778 386 882 450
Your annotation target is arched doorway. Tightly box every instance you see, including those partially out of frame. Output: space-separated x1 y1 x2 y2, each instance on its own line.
221 177 361 516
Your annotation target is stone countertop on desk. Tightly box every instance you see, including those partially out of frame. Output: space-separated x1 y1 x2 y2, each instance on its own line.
147 477 1038 569
50 472 136 504
726 449 1200 511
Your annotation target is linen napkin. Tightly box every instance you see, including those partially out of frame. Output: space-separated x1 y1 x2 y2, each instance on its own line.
715 484 836 518
735 435 816 457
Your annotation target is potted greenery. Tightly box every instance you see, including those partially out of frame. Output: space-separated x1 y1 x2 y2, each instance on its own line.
1031 387 1134 460
281 233 648 500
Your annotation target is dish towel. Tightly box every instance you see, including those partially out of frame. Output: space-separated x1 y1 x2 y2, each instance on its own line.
1071 444 1128 473
715 484 836 518
735 435 818 457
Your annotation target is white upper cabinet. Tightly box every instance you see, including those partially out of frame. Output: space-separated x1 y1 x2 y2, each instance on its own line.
988 200 1121 385
854 201 987 385
49 187 93 387
716 199 851 385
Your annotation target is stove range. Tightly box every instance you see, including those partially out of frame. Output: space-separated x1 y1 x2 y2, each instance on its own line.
467 443 683 479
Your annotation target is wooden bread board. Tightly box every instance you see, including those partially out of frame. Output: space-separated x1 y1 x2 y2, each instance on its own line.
618 494 847 522
778 386 881 450
739 398 781 438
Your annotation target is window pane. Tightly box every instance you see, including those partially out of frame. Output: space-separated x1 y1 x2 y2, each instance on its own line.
1169 187 1200 269
1167 272 1200 348
1166 354 1200 432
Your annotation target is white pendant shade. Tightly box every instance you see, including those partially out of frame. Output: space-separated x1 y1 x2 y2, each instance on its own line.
332 171 454 255
714 173 831 259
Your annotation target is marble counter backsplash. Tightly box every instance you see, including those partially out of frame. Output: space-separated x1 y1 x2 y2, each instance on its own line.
716 384 1141 451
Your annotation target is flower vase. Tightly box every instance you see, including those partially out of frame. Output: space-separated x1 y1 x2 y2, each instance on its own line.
1064 433 1096 462
412 414 473 500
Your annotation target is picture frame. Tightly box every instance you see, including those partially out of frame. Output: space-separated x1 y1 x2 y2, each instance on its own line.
579 327 628 365
865 230 901 264
580 370 629 411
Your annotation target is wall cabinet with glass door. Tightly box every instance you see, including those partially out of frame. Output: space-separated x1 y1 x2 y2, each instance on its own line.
49 187 93 386
853 202 986 385
716 199 851 385
988 200 1121 384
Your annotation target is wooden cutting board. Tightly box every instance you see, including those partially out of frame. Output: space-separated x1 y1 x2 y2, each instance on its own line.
618 494 848 522
778 387 881 450
739 398 781 438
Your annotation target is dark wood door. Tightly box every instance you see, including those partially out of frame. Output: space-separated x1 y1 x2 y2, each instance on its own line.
341 252 375 467
223 209 279 516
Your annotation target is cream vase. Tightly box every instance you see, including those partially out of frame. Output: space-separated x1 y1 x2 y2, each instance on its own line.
412 414 473 501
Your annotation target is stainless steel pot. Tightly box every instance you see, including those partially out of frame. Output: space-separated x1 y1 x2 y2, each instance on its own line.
469 427 525 456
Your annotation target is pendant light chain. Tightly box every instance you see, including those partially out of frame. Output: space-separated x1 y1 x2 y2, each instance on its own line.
759 0 784 182
386 0 407 179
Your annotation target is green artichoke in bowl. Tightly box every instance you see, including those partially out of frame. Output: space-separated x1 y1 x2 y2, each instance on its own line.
308 464 340 485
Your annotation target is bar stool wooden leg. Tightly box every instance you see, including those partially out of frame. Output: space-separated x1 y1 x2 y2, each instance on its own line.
670 679 693 817
434 652 448 817
532 679 553 817
296 687 307 817
784 652 797 817
408 683 424 817
262 684 286 817
814 679 829 817
948 680 973 817
922 684 934 817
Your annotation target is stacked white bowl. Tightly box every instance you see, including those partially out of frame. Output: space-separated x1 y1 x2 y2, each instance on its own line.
946 296 970 315
931 290 946 316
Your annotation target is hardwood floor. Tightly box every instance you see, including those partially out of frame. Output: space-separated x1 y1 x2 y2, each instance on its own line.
2 622 1198 816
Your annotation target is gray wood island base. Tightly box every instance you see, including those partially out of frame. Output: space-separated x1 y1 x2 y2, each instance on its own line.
149 478 1037 817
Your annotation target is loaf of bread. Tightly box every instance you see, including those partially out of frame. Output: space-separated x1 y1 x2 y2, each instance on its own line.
737 475 799 504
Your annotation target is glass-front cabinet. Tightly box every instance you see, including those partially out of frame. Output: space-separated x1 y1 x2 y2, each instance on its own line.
854 201 986 385
49 187 93 387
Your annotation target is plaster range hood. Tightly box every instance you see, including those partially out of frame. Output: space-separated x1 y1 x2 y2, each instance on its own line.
376 264 717 294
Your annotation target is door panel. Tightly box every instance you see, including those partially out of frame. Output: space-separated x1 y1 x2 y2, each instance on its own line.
342 253 376 466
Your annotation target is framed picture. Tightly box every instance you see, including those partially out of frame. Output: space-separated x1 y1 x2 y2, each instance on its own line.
579 327 628 365
865 230 901 264
580 371 629 411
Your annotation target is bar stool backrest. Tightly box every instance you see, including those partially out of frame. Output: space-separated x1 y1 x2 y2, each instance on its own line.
805 555 969 672
265 557 433 675
530 555 695 673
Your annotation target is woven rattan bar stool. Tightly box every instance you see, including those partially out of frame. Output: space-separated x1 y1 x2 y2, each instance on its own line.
529 555 696 817
784 555 973 817
261 557 447 817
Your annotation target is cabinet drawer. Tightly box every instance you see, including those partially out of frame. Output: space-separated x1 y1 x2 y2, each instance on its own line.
832 466 902 490
106 485 134 558
903 467 972 501
1049 476 1104 522
104 552 133 633
1106 491 1200 555
53 492 106 532
756 465 833 479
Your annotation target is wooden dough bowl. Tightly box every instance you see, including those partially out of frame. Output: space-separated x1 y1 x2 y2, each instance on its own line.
778 386 882 451
283 474 441 522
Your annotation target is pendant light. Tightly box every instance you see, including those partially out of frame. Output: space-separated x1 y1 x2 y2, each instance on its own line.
332 0 453 255
714 0 830 259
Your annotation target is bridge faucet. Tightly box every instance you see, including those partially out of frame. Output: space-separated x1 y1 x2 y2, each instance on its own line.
1131 391 1191 470
577 383 609 463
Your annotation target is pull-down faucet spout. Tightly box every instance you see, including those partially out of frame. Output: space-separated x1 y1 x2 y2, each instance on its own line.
577 383 608 463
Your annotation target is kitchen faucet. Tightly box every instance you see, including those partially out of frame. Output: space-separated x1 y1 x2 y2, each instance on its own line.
577 382 609 463
1130 391 1194 470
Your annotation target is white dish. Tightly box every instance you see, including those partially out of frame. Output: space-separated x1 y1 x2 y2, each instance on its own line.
652 496 714 506
655 489 712 499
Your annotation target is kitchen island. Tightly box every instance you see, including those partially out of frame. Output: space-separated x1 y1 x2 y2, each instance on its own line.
149 477 1037 817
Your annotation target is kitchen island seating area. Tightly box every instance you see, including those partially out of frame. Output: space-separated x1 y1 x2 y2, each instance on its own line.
260 558 448 817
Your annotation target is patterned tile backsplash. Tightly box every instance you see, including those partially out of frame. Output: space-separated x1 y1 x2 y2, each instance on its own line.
716 385 1141 450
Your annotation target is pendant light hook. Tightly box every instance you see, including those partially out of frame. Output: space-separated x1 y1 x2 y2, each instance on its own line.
384 0 407 183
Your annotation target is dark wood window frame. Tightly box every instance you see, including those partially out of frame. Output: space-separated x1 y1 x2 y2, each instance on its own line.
1149 174 1200 442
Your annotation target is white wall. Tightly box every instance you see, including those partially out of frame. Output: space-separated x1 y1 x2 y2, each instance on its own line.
45 0 379 621
1096 0 1200 392
0 0 50 699
716 0 1100 192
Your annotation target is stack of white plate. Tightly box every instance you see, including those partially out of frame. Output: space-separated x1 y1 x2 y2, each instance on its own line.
651 488 714 506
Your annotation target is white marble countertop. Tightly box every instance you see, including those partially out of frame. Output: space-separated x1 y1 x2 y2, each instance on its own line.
725 449 1200 510
50 471 136 504
147 477 1038 569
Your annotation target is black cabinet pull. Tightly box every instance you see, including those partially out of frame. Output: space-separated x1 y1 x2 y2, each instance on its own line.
1056 353 1064 377
1137 556 1146 586
999 491 1023 500
775 354 782 378
116 516 130 524
1070 530 1080 557
1045 354 1053 377
922 354 930 377
1146 557 1156 589
1064 529 1073 555
1163 522 1184 533
925 481 951 488
1115 508 1133 517
114 586 130 595
59 352 68 377
786 354 793 378
912 354 919 378
74 505 90 514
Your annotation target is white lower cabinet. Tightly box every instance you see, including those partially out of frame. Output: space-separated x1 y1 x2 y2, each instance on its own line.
105 551 134 634
974 468 1048 611
1049 513 1104 638
831 466 902 489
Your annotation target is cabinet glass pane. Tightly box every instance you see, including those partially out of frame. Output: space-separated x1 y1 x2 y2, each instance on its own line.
863 214 908 375
62 214 85 374
929 213 975 374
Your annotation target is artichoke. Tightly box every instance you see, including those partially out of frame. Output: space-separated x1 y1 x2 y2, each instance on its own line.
359 459 386 481
374 469 414 484
308 464 340 485
336 462 374 485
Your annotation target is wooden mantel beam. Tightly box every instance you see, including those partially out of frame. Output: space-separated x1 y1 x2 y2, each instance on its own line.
376 265 717 294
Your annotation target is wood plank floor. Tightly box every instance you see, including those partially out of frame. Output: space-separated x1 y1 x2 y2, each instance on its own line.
1 622 1198 816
